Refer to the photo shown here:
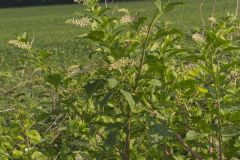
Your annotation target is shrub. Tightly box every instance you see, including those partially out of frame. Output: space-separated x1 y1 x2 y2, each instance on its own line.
1 0 240 159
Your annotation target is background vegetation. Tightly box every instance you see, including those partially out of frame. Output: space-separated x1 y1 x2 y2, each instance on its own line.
0 0 141 7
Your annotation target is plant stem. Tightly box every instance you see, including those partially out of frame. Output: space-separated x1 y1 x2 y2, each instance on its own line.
122 9 162 160
124 112 131 160
17 108 31 160
0 108 15 113
216 99 223 160
216 61 223 160
212 60 223 160
211 0 216 18
209 136 214 159
211 0 216 28
224 0 227 13
235 0 239 17
200 0 205 27
104 0 107 7
135 9 161 89
175 132 203 160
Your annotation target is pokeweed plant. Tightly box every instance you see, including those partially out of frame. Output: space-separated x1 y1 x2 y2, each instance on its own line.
1 0 240 159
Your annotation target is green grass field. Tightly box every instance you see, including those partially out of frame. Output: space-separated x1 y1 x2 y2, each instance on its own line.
0 0 239 65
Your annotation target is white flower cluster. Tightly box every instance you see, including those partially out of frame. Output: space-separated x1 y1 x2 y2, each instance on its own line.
67 65 82 78
120 15 137 24
139 25 157 37
74 0 97 6
65 17 93 28
139 25 149 36
109 57 139 71
192 33 206 43
9 40 31 50
74 0 84 3
118 8 129 14
227 26 240 40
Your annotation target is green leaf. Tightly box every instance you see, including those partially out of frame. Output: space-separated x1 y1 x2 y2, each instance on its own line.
104 130 120 151
148 124 172 142
97 7 110 16
45 72 63 87
26 130 41 144
185 130 201 141
13 150 23 158
31 151 47 160
85 79 106 94
132 16 148 31
222 127 240 137
146 55 165 73
197 86 208 93
107 78 118 89
234 136 240 147
223 46 240 52
155 0 162 12
173 155 187 160
148 79 162 87
18 32 28 43
154 28 182 40
120 90 137 113
185 130 208 141
220 61 239 73
163 2 184 13
206 30 229 48
38 50 52 60
77 30 104 42
95 115 114 124
176 79 196 89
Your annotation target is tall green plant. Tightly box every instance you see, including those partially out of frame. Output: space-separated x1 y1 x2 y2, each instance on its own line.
1 0 240 159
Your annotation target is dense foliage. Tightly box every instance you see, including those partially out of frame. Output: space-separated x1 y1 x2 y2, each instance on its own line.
1 0 240 159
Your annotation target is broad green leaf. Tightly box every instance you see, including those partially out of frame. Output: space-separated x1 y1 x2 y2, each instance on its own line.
77 30 104 42
120 90 137 113
197 86 208 93
176 79 196 89
107 78 118 89
104 130 120 151
96 115 114 124
222 127 240 137
26 130 41 144
146 55 165 73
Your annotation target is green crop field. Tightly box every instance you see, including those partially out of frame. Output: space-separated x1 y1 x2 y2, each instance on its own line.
0 0 238 53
